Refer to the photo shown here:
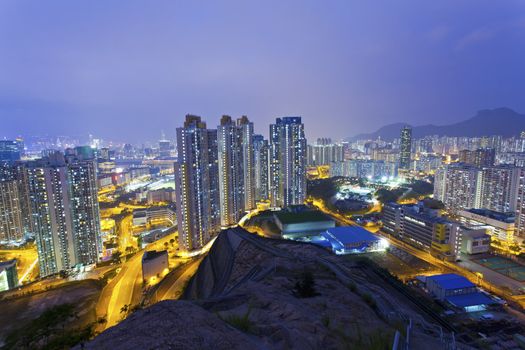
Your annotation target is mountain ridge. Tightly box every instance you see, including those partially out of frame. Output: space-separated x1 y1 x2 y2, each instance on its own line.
348 108 525 141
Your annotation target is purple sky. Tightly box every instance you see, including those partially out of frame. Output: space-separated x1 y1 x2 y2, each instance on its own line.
1 1 525 142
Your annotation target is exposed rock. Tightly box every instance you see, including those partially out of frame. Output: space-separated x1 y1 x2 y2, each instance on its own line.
82 300 257 349
87 228 461 349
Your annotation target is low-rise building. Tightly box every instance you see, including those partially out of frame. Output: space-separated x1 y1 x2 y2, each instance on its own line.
98 175 114 189
142 250 169 284
460 229 491 255
426 273 477 300
319 226 387 255
132 205 176 228
0 259 18 291
382 202 403 235
147 188 176 204
382 202 456 259
274 209 335 238
132 210 148 227
457 208 516 246
424 273 497 312
329 160 397 180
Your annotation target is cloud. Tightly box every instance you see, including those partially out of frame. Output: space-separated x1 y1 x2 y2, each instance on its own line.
455 27 497 50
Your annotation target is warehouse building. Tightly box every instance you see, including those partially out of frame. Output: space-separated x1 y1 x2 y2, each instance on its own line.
318 226 388 255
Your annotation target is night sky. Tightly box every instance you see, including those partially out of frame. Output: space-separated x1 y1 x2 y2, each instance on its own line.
1 1 524 142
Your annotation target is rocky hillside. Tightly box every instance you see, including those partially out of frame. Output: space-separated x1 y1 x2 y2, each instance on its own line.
85 228 467 350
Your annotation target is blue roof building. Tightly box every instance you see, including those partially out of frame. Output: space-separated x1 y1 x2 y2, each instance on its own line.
319 226 388 255
425 273 497 312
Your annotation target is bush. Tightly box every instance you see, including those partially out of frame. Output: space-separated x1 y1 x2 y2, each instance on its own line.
293 270 320 298
221 308 253 333
375 188 405 204
361 292 377 310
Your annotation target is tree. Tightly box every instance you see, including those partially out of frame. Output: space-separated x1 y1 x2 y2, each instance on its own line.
422 198 444 209
375 188 403 204
112 251 122 264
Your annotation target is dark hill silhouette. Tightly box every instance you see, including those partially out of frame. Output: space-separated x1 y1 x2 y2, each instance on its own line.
349 108 525 141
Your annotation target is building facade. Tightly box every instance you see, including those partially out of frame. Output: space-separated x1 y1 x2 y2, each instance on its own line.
0 180 24 242
308 140 344 166
175 115 221 250
0 140 21 162
517 168 525 237
27 151 101 277
383 202 456 259
329 160 397 180
458 148 495 167
238 116 256 211
399 126 412 170
269 117 307 207
253 134 269 201
480 165 519 213
457 208 516 245
433 164 483 212
217 115 246 227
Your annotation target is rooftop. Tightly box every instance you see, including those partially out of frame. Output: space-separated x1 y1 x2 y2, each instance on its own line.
0 259 16 271
323 226 380 245
427 273 475 290
275 210 333 225
404 208 449 224
463 208 516 223
142 250 168 262
461 228 490 239
445 292 497 308
133 210 147 218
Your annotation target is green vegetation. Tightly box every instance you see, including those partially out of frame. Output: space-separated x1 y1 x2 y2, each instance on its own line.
352 329 394 350
293 270 320 298
307 178 340 199
308 177 370 214
375 188 405 204
408 180 433 196
375 180 435 204
220 308 253 333
3 303 93 350
421 197 444 209
244 210 280 236
331 323 394 350
361 292 378 310
111 251 122 264
322 314 331 327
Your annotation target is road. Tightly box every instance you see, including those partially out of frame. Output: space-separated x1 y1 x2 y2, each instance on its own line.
152 258 203 302
96 230 186 330
0 247 39 284
118 214 135 252
103 251 144 328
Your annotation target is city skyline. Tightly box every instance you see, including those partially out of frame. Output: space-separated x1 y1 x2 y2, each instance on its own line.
2 2 525 348
1 1 525 142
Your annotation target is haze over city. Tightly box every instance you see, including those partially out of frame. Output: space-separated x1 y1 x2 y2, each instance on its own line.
1 0 525 141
